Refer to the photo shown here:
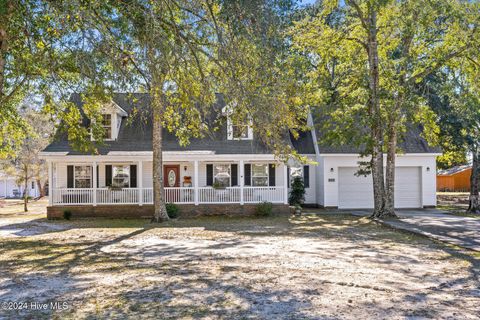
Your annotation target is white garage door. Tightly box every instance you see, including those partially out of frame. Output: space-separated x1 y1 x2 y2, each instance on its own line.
338 167 422 209
394 167 422 208
338 167 374 209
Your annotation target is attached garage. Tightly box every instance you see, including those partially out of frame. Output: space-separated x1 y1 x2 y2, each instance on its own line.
338 167 422 209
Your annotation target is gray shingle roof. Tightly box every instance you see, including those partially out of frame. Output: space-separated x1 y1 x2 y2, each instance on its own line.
44 93 315 155
312 113 441 154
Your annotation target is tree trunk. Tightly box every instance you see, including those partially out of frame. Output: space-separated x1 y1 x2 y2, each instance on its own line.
383 118 398 218
151 95 169 222
0 28 6 97
23 175 29 212
366 8 385 218
37 179 45 197
145 5 169 223
467 146 480 214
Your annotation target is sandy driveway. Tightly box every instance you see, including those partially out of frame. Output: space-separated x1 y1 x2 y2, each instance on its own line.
0 211 479 319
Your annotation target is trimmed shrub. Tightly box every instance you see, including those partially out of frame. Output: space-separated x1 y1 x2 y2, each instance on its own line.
166 203 179 219
255 201 273 217
289 176 305 206
63 210 72 220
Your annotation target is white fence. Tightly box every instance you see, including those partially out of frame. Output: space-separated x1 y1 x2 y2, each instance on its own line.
52 186 285 205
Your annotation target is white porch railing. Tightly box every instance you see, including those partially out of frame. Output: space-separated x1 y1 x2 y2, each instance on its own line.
165 187 195 204
198 187 241 203
243 186 284 203
51 186 285 206
97 188 140 205
53 188 95 205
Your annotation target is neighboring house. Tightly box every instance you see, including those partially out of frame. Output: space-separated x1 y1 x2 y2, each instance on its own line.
437 165 472 192
40 93 439 218
0 172 41 199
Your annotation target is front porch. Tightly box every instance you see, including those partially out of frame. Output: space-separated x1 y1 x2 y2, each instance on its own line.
47 157 289 208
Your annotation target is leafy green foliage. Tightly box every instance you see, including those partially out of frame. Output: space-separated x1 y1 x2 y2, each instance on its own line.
289 176 305 206
166 203 179 219
63 210 72 220
255 201 273 217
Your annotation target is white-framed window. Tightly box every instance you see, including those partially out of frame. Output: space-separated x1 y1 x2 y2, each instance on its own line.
251 164 269 186
112 165 130 188
227 118 253 140
232 124 249 139
101 114 112 140
31 181 35 189
74 165 92 188
214 164 231 187
289 165 310 188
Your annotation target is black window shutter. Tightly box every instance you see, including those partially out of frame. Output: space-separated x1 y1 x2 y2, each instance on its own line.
269 164 276 186
97 165 99 188
244 164 251 186
206 164 213 186
287 167 290 188
130 165 137 188
105 165 112 187
303 165 310 188
67 165 74 188
231 164 238 186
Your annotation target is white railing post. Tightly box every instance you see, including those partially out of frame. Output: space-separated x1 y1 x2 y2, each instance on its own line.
283 164 288 205
48 161 53 206
194 160 199 205
239 160 244 205
138 160 143 206
92 161 97 206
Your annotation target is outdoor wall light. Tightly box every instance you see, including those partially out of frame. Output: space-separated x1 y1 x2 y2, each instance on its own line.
184 166 187 171
330 168 334 172
426 167 430 172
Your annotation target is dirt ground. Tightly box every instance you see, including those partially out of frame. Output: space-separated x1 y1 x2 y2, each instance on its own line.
0 201 479 319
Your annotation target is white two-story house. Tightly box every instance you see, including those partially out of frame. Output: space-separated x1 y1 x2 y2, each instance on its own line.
40 93 439 218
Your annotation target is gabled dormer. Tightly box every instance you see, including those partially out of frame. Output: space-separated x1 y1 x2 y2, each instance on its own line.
222 102 253 141
91 101 128 141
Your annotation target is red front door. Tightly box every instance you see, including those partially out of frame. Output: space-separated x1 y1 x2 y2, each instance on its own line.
164 165 180 187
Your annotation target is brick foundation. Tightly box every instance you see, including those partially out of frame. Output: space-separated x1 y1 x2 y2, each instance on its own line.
47 203 290 219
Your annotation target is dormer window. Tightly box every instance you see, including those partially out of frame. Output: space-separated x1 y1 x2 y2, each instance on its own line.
101 114 112 140
232 123 249 139
228 119 253 140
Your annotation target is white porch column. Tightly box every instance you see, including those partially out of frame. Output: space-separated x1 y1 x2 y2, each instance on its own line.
283 163 288 205
138 160 143 206
92 161 97 206
239 160 244 205
48 161 53 206
194 160 199 205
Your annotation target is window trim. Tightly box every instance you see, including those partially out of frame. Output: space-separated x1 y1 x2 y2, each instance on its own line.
227 117 253 140
74 165 92 189
111 164 131 188
250 163 269 187
289 165 310 189
91 113 115 142
212 163 232 187
101 114 113 140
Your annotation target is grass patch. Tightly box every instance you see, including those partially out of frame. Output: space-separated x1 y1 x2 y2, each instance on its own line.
437 205 480 219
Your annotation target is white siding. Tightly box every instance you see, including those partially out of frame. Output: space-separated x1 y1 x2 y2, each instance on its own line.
56 163 68 188
142 161 153 188
316 156 325 206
